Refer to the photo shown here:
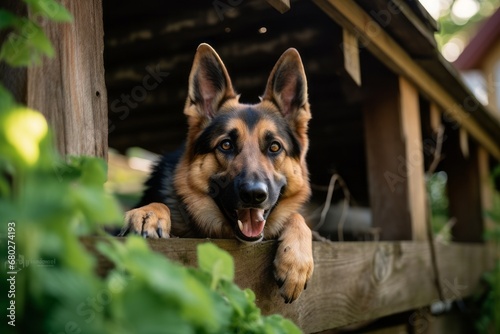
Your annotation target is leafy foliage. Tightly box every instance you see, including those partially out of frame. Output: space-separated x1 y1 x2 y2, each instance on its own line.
427 171 452 241
435 0 500 49
0 0 72 67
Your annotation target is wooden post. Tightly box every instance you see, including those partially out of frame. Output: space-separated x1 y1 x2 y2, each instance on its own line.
28 0 108 159
400 78 428 241
478 147 497 265
443 134 483 243
2 0 108 159
364 70 427 240
429 103 441 134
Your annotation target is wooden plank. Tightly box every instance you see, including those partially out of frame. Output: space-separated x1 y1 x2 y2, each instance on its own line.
443 135 483 242
265 0 290 13
342 29 361 86
478 147 493 229
435 242 490 299
430 103 441 133
417 310 476 334
312 0 500 160
459 128 469 159
363 69 412 240
26 0 108 159
363 324 409 334
478 147 496 264
400 77 428 241
81 238 487 333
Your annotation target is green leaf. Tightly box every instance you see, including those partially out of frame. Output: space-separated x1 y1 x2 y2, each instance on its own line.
0 32 35 66
0 84 16 111
0 20 54 67
24 0 73 22
263 315 303 334
78 157 108 186
197 243 235 289
0 106 49 166
28 22 54 56
0 9 21 30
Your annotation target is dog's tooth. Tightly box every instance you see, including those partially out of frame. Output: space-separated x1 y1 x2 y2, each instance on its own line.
237 220 243 232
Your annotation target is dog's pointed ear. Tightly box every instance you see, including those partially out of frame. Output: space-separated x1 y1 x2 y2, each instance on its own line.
262 48 310 121
187 43 236 119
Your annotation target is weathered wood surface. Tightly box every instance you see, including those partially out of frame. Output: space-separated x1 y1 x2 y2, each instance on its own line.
312 0 500 160
442 132 483 242
399 77 427 241
26 0 108 158
81 238 489 333
363 69 412 240
265 0 291 13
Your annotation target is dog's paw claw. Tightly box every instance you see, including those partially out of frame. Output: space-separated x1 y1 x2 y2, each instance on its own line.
273 242 313 303
120 203 172 239
276 277 285 289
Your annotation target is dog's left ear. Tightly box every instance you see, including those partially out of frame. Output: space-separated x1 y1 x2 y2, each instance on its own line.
187 43 236 119
262 48 311 127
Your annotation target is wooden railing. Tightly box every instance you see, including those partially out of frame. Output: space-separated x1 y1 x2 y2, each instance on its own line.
82 237 491 333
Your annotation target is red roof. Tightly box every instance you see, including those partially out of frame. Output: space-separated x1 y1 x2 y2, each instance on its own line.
454 7 500 70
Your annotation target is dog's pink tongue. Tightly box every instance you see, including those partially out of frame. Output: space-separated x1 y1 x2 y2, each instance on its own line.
237 209 265 238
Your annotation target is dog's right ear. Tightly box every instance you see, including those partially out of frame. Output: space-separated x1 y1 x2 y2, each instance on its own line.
186 44 236 120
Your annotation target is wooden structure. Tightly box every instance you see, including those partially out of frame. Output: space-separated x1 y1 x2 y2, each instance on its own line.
2 0 500 332
82 237 488 333
454 7 500 114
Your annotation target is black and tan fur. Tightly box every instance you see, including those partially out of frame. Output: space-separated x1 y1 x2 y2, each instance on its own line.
120 44 313 303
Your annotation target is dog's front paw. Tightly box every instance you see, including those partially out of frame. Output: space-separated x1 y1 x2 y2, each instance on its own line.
273 214 314 303
119 203 171 238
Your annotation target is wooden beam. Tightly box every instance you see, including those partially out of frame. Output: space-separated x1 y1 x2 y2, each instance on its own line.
459 128 469 159
478 147 496 263
478 147 493 230
400 77 428 241
430 103 442 134
82 238 488 333
364 71 411 240
312 0 500 160
443 136 483 242
342 29 361 86
26 0 108 159
265 0 290 13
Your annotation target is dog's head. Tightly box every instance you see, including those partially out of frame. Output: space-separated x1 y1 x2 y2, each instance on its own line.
174 44 311 242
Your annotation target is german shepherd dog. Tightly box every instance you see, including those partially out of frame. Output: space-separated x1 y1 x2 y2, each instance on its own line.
119 44 313 303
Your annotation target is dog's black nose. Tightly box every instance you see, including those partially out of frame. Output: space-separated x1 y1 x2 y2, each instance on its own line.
239 182 268 205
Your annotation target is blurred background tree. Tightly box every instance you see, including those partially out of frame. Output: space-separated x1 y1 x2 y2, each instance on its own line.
419 0 500 62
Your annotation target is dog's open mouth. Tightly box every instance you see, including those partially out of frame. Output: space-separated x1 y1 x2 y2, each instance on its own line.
231 208 267 243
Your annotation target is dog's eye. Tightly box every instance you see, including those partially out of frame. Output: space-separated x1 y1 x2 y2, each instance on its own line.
269 142 281 153
219 139 233 151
